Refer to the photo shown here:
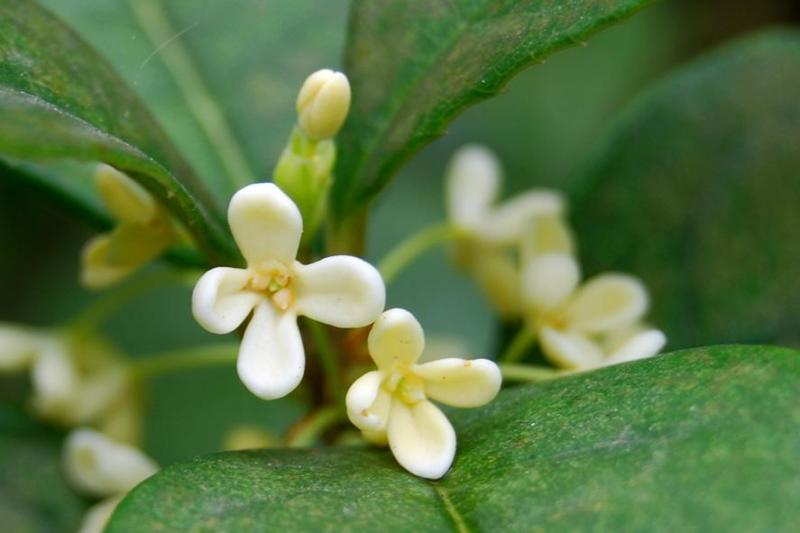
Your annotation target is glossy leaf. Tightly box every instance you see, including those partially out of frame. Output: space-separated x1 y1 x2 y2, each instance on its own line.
0 407 86 533
330 0 655 222
0 1 238 264
109 345 800 531
572 30 800 349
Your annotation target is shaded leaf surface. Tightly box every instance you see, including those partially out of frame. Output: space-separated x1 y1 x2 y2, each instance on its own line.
572 30 800 349
0 406 86 533
0 1 238 264
110 345 800 531
331 0 654 220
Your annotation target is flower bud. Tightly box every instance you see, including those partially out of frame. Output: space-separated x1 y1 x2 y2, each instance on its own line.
296 69 351 140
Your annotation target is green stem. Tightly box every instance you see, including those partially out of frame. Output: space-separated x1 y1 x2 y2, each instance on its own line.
130 0 256 189
286 406 345 447
67 270 174 333
133 343 239 379
378 222 455 284
306 320 344 404
500 363 562 382
499 328 537 363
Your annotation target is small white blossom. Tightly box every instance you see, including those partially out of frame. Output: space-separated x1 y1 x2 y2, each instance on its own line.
521 215 666 370
445 145 564 317
64 428 158 533
82 164 176 289
0 324 140 442
192 183 385 400
346 309 501 479
296 69 351 141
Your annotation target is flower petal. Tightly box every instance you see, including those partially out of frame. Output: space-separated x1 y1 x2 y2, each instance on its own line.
192 267 260 334
468 247 523 318
539 326 604 370
367 308 425 371
520 213 575 264
604 328 667 366
387 399 456 479
564 274 649 334
416 358 501 408
521 253 580 312
30 340 79 418
228 183 302 267
237 301 305 400
95 164 157 224
477 189 564 244
445 144 500 229
78 496 123 533
293 255 386 327
346 370 392 432
81 235 132 289
0 323 38 371
63 428 158 497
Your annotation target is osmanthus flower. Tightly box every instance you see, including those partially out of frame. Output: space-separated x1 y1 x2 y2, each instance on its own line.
82 164 177 289
64 428 158 533
346 308 501 479
520 214 666 370
192 183 386 400
444 144 564 317
0 323 141 443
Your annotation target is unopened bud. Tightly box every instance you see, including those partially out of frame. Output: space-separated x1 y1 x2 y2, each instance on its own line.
296 69 351 140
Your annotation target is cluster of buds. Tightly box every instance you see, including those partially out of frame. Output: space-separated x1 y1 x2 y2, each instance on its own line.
445 145 665 370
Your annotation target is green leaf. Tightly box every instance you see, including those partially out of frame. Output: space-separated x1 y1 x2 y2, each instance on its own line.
0 406 86 533
571 29 800 349
109 345 800 531
330 0 655 223
0 1 238 265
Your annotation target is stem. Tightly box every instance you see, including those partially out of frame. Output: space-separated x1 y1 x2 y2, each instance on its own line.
499 328 537 363
130 0 256 189
133 343 239 379
67 270 174 333
286 406 345 447
500 363 562 382
306 320 344 404
378 222 455 284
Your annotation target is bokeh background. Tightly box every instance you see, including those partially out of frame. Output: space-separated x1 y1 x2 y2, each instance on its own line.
1 0 798 465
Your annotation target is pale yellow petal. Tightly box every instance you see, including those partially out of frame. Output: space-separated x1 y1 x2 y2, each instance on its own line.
521 253 580 312
0 323 38 371
477 189 564 244
564 274 649 334
387 399 456 480
604 328 666 366
346 370 392 432
228 183 302 267
78 495 123 533
416 358 501 408
293 256 386 328
469 247 523 318
367 308 425 371
192 267 260 334
520 213 575 264
237 302 304 400
95 164 156 224
445 144 499 230
296 69 351 140
539 326 604 370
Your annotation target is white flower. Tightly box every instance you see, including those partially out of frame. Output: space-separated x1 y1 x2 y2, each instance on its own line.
444 145 563 317
0 324 140 442
192 183 386 400
82 164 176 289
520 215 665 370
64 428 158 533
296 69 351 141
346 309 501 479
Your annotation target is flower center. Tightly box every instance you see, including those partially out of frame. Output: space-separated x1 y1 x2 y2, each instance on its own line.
390 373 426 405
249 261 294 311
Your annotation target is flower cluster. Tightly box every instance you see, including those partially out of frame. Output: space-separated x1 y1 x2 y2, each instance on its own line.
445 145 665 369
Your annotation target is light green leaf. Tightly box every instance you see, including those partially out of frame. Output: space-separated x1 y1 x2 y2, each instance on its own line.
0 406 86 533
0 1 238 265
572 29 800 349
109 345 800 531
330 0 655 224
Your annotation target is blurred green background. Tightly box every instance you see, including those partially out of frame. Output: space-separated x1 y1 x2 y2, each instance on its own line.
1 0 798 465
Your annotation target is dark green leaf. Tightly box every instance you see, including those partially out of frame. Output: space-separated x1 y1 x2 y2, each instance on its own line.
0 406 86 533
572 29 800 349
0 1 238 264
109 345 800 531
331 0 655 223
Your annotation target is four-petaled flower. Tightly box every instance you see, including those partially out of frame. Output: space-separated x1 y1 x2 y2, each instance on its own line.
192 183 386 400
520 214 666 370
346 308 501 479
445 144 564 317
